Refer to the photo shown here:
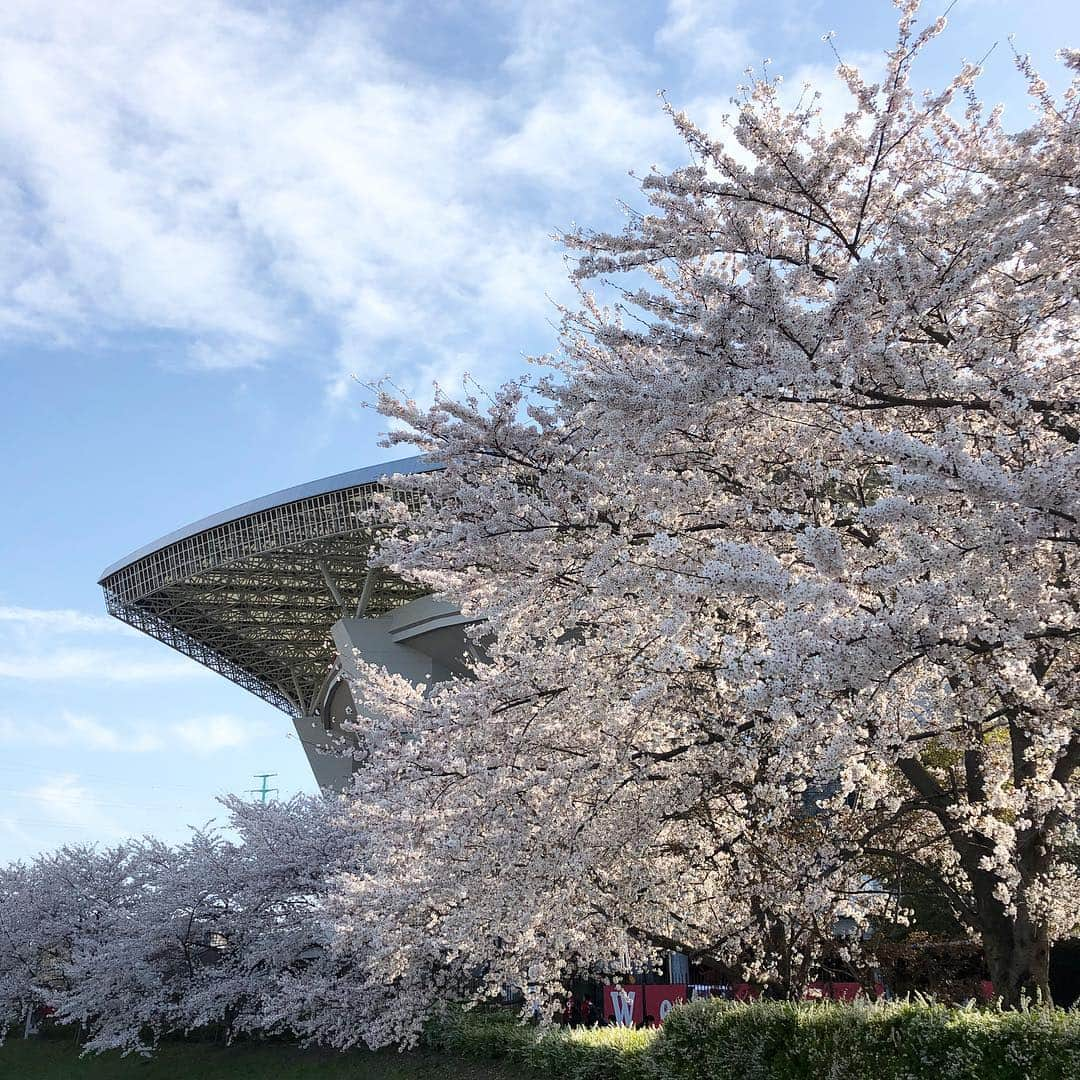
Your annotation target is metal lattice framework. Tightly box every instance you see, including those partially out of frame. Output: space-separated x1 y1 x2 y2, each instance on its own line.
99 458 436 718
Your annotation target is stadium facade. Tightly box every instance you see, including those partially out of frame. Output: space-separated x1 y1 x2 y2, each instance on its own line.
98 456 476 790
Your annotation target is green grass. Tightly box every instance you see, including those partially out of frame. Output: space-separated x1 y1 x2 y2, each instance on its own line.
0 1036 522 1080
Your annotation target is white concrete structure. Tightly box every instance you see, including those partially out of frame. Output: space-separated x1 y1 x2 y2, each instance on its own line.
99 457 475 790
303 597 480 788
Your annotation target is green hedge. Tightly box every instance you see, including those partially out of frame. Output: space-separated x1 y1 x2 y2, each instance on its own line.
426 1009 648 1080
655 999 1080 1080
429 1000 1080 1080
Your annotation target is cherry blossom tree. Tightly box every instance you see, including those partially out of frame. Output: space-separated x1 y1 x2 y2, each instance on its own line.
0 839 161 1045
344 0 1080 1022
0 795 354 1053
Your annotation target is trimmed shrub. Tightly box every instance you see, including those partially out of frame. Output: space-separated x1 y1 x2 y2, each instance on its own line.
430 1000 1080 1080
425 1008 534 1059
652 999 1080 1080
426 1008 647 1080
521 1025 650 1080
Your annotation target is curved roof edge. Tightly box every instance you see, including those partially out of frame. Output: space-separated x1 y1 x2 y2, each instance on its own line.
98 453 438 582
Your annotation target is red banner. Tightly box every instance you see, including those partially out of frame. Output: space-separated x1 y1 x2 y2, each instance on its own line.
604 984 688 1026
644 983 687 1023
603 984 643 1026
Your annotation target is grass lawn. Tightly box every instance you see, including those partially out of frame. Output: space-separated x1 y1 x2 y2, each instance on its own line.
0 1036 523 1080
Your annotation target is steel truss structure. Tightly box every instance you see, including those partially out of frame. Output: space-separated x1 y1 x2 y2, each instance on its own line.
99 457 436 718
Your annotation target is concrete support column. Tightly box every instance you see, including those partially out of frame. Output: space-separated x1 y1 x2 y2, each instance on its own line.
297 598 478 792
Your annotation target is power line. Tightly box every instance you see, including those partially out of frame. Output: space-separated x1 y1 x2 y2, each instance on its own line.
0 761 229 794
0 818 107 831
0 761 312 798
3 791 210 813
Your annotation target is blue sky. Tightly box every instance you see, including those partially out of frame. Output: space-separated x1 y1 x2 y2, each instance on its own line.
1 0 1077 862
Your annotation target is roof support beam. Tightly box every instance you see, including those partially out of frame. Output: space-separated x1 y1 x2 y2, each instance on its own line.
318 560 349 618
356 566 380 618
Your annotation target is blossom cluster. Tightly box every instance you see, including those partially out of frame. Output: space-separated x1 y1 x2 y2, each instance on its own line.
347 0 1080 1022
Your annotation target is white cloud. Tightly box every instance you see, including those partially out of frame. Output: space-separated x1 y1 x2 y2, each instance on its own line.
486 70 674 188
23 773 123 838
0 603 208 682
0 605 120 633
0 708 264 755
0 647 205 682
656 0 755 77
0 0 1057 409
171 713 261 754
0 814 32 848
0 0 701 406
0 711 151 752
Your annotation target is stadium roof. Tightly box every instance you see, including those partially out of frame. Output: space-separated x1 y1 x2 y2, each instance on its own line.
99 456 439 717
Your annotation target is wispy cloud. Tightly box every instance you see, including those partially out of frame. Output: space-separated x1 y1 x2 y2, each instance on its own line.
656 0 754 76
0 709 265 756
172 713 263 753
0 605 120 633
1 0 984 422
1 0 1063 413
0 0 691 406
0 711 155 752
0 814 32 848
0 649 203 682
23 773 124 839
0 603 207 682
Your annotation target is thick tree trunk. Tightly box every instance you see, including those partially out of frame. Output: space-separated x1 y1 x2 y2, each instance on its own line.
977 768 1055 1008
981 918 1052 1008
972 844 1053 1009
897 749 1060 1009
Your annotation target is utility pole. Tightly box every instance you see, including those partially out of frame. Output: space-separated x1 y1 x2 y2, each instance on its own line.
249 773 278 804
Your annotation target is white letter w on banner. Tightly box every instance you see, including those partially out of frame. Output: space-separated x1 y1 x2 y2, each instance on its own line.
611 990 636 1026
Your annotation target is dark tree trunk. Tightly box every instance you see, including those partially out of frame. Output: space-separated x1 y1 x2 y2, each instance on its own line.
897 753 1057 1008
981 918 1052 1008
769 920 796 1000
969 837 1053 1008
